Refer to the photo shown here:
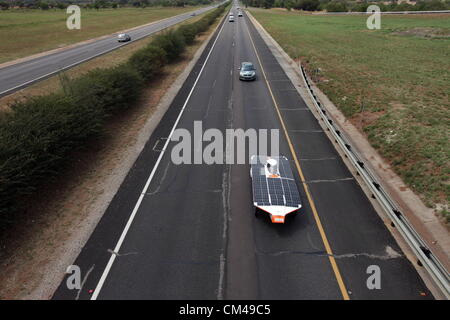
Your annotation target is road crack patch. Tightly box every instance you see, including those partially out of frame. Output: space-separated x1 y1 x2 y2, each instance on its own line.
257 246 403 261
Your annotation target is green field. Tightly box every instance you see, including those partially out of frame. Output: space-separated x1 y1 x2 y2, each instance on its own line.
250 9 450 216
0 6 202 63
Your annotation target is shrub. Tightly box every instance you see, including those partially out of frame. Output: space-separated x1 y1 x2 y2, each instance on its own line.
152 30 186 62
294 0 320 11
178 24 198 45
350 3 370 12
69 64 144 114
325 0 348 12
129 45 168 81
0 94 104 216
416 0 448 11
0 1 10 9
192 19 210 33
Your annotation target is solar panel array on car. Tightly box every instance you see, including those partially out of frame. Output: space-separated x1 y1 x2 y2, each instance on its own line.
251 156 302 208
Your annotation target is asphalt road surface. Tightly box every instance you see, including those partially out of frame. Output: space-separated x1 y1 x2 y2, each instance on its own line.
0 3 223 98
53 6 432 300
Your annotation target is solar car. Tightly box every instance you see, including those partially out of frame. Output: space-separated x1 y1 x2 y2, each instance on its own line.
250 155 302 223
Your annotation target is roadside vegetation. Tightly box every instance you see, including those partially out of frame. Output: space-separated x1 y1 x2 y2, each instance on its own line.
249 8 450 220
0 0 213 10
0 2 228 229
0 5 209 63
242 0 450 12
0 10 213 111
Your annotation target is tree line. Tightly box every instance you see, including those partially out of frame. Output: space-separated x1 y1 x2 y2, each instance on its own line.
240 0 450 12
0 0 215 10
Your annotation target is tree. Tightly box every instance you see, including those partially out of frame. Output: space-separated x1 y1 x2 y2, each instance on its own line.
286 0 294 10
39 1 50 10
0 1 10 10
263 0 275 8
417 0 448 10
325 0 347 12
299 0 320 11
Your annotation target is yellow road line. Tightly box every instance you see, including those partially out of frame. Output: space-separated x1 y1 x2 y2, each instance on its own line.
245 21 350 301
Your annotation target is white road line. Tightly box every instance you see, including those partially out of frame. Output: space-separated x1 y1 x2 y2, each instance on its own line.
90 14 228 300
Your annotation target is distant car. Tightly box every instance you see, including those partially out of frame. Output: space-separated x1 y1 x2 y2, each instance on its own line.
239 62 256 81
229 15 234 22
191 12 196 16
238 12 243 17
117 33 131 42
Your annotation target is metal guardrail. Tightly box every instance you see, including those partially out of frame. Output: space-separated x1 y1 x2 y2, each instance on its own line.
298 65 450 299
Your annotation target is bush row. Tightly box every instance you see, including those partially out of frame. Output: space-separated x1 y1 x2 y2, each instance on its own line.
242 0 450 12
0 0 215 10
0 3 228 221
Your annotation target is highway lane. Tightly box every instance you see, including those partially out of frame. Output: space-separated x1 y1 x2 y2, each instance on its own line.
0 3 222 98
226 14 341 299
53 4 431 299
52 11 232 300
241 13 431 299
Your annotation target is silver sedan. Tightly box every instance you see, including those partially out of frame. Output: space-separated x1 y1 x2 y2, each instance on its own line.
239 62 256 81
117 33 131 42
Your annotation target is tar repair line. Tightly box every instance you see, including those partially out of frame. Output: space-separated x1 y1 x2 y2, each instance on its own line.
90 15 229 300
244 13 351 300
